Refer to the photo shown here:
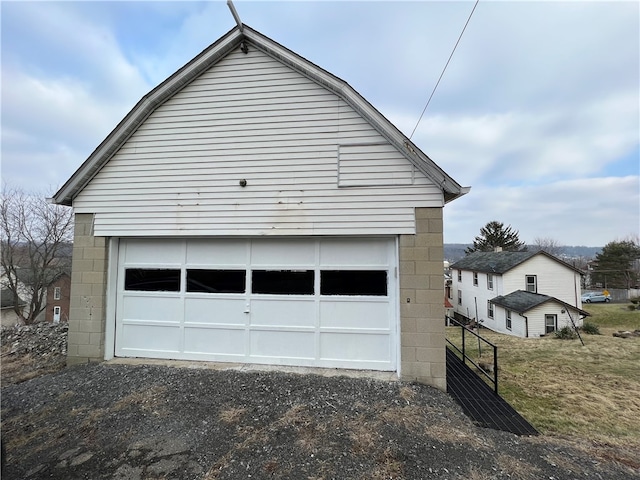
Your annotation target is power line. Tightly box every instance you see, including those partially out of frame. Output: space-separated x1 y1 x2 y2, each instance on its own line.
409 0 480 140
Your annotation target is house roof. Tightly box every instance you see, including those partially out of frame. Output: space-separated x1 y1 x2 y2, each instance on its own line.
52 25 468 207
1 288 26 309
450 250 584 275
14 266 71 287
490 290 590 317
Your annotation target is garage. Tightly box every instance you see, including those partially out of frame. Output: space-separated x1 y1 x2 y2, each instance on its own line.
115 237 398 371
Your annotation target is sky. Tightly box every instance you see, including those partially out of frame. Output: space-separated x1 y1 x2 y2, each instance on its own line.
1 1 638 248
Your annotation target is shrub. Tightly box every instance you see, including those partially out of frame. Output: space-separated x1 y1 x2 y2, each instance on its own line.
630 297 640 305
628 304 638 311
580 322 601 335
555 326 577 340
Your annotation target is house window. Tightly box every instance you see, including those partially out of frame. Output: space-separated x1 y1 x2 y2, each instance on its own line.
487 274 494 290
321 270 387 296
54 287 61 300
125 269 181 292
487 301 494 318
545 314 557 334
53 306 61 315
457 270 462 282
506 310 512 330
526 275 537 293
473 272 478 286
252 270 314 295
457 290 462 305
186 269 245 293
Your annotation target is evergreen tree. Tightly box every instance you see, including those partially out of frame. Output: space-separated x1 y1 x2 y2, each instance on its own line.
465 221 526 254
591 240 640 289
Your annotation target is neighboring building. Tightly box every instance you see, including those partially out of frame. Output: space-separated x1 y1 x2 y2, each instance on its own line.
52 25 468 390
1 288 26 327
450 251 588 337
44 273 71 324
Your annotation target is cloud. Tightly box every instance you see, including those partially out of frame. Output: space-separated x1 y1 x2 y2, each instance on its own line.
445 176 640 247
386 85 638 187
1 2 151 193
1 1 637 247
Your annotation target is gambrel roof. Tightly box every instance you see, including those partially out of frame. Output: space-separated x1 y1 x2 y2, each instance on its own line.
490 290 590 316
53 25 468 206
450 250 584 275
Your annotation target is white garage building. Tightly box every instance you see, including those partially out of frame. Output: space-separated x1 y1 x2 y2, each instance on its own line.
53 25 468 389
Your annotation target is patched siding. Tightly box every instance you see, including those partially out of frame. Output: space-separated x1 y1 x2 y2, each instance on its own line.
73 46 443 237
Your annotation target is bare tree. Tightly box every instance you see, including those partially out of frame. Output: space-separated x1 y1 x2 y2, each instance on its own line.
1 185 73 324
532 237 564 257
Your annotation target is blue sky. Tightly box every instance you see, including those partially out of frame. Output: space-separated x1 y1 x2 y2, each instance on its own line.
2 1 638 247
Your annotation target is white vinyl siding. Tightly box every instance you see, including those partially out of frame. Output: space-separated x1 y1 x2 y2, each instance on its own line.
503 255 582 306
73 47 443 237
338 143 414 187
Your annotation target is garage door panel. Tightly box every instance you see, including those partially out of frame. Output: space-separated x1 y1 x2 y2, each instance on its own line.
250 239 315 266
186 239 247 265
320 238 390 266
249 299 316 327
185 297 246 325
124 239 184 264
250 330 315 359
183 327 245 355
320 332 391 362
121 296 182 323
319 300 390 329
116 237 397 371
119 324 181 352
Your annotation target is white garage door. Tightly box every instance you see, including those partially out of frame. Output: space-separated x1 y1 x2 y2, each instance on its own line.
115 238 397 371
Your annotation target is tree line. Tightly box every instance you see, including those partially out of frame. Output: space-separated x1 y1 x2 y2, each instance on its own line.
463 220 640 289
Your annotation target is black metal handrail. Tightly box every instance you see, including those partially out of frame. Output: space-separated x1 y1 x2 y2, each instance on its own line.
446 316 499 394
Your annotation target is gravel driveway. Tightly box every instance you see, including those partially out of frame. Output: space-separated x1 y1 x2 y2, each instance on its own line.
2 361 638 480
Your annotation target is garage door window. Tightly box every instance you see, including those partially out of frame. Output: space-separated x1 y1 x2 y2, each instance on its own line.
124 269 181 292
252 270 314 295
321 270 387 296
187 269 245 293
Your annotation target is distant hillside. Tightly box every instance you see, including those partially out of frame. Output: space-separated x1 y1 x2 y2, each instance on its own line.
444 244 602 263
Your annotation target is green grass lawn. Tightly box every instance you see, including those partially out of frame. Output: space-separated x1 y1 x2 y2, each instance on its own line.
446 302 640 454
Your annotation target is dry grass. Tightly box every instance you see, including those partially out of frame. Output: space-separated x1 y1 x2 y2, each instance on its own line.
218 406 247 425
0 353 66 385
496 453 541 479
447 303 640 457
368 446 404 480
113 385 168 416
379 405 426 433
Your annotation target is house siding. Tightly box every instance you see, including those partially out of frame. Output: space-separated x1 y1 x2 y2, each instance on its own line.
72 46 442 237
525 304 584 338
504 256 582 306
44 274 71 323
451 254 584 337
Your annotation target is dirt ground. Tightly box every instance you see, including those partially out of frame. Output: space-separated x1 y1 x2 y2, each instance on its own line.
1 326 639 480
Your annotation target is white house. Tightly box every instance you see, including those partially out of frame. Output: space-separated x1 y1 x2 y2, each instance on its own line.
52 25 468 390
449 251 589 337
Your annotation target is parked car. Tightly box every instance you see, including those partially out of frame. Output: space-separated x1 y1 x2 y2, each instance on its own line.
581 292 611 303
